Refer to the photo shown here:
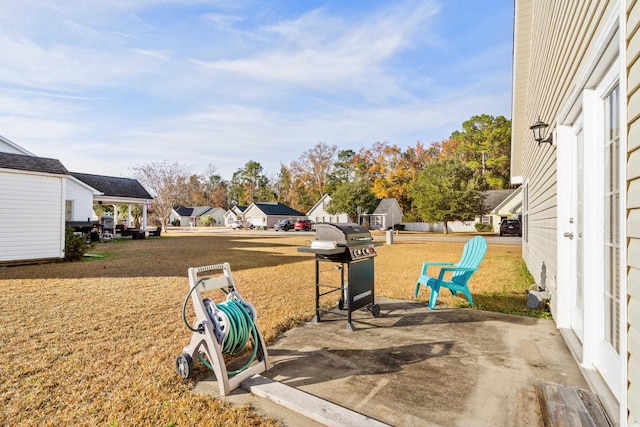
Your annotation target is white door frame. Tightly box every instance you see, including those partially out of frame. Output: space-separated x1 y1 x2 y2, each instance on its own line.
555 9 625 418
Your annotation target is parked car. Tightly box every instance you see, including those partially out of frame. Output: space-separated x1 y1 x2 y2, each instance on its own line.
499 219 522 236
274 219 294 231
294 219 314 231
231 220 253 230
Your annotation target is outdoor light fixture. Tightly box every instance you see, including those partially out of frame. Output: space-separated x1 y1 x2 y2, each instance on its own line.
529 117 553 146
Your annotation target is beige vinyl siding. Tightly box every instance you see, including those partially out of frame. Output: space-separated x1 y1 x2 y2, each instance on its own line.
628 0 640 422
0 170 65 263
514 0 613 311
511 0 532 183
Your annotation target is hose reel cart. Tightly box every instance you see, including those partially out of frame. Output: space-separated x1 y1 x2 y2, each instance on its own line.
176 262 269 396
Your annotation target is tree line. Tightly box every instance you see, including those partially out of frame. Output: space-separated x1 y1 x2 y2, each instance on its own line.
130 114 512 229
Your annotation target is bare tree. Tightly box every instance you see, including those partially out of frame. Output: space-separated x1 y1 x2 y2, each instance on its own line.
131 160 193 231
289 142 337 203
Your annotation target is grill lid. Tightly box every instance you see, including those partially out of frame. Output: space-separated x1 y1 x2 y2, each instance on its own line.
313 223 372 246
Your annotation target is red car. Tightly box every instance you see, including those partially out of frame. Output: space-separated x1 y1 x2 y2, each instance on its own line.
294 219 314 231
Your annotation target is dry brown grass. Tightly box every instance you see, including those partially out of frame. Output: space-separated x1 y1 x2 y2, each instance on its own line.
0 233 529 426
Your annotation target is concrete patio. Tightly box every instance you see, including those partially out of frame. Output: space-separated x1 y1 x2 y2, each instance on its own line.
195 298 597 426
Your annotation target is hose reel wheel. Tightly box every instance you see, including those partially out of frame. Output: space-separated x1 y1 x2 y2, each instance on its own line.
175 353 194 379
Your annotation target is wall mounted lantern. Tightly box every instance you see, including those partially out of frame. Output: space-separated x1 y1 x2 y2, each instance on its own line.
529 117 553 146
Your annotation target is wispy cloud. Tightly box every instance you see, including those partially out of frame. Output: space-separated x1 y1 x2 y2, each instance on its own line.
194 2 440 100
0 0 514 180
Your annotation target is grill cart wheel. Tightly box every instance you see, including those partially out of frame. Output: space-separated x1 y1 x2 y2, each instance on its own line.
337 298 345 310
176 353 193 379
370 304 380 318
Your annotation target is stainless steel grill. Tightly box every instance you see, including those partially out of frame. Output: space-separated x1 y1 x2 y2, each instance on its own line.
308 223 378 262
298 223 382 331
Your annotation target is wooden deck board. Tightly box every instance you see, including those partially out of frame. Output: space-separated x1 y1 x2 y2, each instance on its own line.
534 380 612 427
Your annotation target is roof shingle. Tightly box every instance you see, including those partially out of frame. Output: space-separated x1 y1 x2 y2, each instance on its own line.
71 172 152 199
253 202 304 216
0 152 68 175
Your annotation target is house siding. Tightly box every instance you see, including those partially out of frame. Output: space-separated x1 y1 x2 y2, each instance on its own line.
0 170 65 262
65 178 95 222
307 195 349 224
515 0 612 313
511 0 532 184
515 0 631 422
627 0 640 421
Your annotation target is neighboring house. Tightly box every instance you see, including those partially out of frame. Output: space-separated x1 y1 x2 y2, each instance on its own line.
480 188 521 233
364 198 403 230
512 1 638 423
0 136 153 262
224 205 247 227
0 151 69 264
306 194 349 224
243 202 305 228
170 206 219 226
70 172 153 231
402 190 519 233
205 207 226 226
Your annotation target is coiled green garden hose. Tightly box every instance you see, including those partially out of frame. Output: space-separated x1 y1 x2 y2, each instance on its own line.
199 298 259 376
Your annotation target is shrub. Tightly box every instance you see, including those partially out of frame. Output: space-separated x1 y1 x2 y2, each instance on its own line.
475 223 494 232
199 215 215 227
171 218 181 226
64 227 93 262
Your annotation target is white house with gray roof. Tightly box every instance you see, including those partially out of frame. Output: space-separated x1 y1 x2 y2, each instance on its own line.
0 136 154 264
363 198 403 230
0 141 69 264
170 206 225 226
224 205 247 227
306 194 349 224
243 202 305 229
70 172 152 231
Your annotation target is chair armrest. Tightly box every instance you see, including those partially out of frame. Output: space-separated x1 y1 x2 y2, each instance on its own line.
421 262 455 276
436 267 478 281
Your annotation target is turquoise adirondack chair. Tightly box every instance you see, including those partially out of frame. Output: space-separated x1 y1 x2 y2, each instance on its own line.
414 236 487 310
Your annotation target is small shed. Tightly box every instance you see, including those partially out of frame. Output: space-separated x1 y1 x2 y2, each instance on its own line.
365 198 403 230
243 202 305 228
307 194 349 224
0 151 69 264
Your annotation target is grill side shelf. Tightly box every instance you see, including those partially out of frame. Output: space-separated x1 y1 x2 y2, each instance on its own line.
297 247 344 256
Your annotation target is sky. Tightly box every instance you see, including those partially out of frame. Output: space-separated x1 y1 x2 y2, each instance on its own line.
0 0 514 181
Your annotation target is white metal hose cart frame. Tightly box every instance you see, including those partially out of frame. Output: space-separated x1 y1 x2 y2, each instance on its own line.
176 262 269 396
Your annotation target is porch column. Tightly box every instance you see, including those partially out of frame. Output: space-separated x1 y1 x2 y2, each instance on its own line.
142 202 148 232
127 205 132 227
